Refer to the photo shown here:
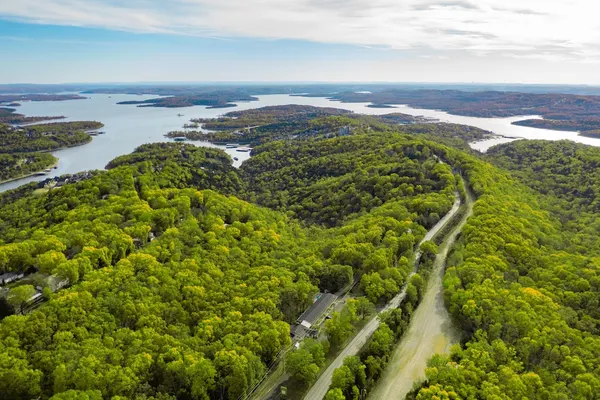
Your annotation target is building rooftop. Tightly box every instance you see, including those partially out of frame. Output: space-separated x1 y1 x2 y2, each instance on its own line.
296 293 337 328
0 272 25 282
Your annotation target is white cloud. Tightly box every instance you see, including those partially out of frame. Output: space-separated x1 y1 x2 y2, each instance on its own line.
1 0 599 61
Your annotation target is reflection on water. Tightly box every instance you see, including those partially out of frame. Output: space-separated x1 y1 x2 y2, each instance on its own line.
2 93 599 192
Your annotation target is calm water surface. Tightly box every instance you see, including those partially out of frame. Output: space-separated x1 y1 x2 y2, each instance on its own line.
1 93 599 192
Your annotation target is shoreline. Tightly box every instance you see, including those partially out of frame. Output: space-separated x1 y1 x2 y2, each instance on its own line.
0 123 103 189
0 161 59 185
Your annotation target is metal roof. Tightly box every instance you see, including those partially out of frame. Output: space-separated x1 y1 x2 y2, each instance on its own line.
296 293 337 325
0 272 24 281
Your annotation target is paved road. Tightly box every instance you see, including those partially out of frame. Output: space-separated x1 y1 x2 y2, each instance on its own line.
303 192 462 400
368 190 474 400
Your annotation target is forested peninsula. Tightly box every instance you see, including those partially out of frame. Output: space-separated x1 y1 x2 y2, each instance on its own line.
0 107 65 125
0 121 103 182
117 92 258 109
167 104 494 151
0 106 598 400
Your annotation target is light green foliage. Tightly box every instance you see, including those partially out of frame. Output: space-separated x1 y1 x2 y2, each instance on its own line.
6 285 36 313
325 387 346 400
328 356 367 400
285 339 326 384
325 298 370 349
411 142 600 399
0 132 458 399
0 121 100 154
49 390 103 400
0 337 42 399
2 124 598 400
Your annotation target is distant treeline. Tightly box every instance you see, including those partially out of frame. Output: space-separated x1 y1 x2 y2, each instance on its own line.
0 107 65 125
117 91 258 108
0 94 86 102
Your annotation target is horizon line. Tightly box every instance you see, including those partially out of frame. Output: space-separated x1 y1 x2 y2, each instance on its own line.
2 81 600 87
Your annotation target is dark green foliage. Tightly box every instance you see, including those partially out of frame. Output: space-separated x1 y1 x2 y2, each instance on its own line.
0 121 99 182
0 152 57 181
0 134 453 398
241 134 456 227
513 117 600 133
399 123 493 152
167 105 362 145
0 122 101 153
488 139 600 211
117 91 258 108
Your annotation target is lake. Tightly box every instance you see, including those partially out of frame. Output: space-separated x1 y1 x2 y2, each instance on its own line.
1 93 599 192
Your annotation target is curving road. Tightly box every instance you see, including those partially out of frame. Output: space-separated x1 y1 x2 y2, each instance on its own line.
303 192 462 400
368 189 474 400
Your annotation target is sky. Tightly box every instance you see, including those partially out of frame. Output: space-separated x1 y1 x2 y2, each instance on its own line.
1 0 600 84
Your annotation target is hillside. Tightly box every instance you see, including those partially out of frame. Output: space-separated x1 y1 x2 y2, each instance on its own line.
409 142 600 399
0 134 456 399
0 115 599 399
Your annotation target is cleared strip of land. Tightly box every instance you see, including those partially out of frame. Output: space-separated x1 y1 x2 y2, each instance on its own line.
303 192 462 400
367 190 474 400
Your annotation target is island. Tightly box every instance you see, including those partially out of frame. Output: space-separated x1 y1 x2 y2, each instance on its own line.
117 91 258 109
85 84 600 135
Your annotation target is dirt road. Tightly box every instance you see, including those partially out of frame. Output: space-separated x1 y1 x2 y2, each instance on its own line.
368 190 474 400
303 192 462 400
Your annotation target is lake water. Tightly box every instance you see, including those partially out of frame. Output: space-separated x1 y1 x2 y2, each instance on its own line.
2 93 599 192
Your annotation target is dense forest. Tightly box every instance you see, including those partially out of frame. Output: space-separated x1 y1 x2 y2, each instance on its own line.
0 121 102 181
1 104 600 400
0 131 457 399
167 105 360 145
0 153 57 182
409 141 600 399
192 105 353 131
0 121 102 153
168 105 495 151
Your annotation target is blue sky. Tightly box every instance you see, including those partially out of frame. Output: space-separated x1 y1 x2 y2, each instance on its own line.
1 0 599 84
